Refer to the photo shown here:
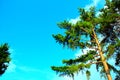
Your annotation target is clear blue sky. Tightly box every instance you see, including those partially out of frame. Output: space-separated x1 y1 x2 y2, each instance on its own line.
0 0 107 80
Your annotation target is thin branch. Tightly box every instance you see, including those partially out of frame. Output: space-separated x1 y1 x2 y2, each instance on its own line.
94 54 100 57
79 27 94 37
90 61 102 64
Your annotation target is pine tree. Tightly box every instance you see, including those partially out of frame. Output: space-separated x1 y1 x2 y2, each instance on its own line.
51 0 120 80
0 43 11 75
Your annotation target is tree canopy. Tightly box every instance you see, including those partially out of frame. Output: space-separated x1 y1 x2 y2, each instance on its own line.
0 43 11 75
51 0 120 80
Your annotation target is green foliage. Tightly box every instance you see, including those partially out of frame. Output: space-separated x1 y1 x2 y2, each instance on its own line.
0 43 11 75
51 0 120 80
86 70 91 80
62 50 97 65
51 63 91 78
115 52 120 66
106 44 115 59
79 7 96 22
57 20 72 30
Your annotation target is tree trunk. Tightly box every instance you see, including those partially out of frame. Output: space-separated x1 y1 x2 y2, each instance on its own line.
92 29 112 80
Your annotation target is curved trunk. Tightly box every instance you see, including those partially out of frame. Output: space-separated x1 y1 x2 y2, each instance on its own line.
92 29 112 80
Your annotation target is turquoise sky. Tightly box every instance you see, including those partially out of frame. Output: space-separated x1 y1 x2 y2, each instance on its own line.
0 0 106 80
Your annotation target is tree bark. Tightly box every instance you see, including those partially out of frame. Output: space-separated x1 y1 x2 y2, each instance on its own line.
92 29 112 80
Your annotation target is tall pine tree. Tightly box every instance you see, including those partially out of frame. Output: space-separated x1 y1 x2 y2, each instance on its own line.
51 0 120 80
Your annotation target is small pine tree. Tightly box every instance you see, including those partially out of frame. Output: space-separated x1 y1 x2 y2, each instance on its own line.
0 43 11 75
